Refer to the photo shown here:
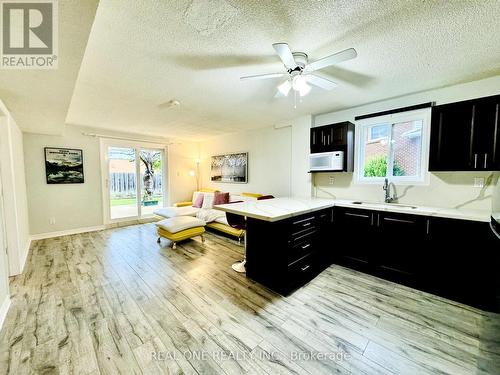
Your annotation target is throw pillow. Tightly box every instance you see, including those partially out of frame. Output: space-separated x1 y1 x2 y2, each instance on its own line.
192 193 204 208
213 192 230 205
201 193 215 209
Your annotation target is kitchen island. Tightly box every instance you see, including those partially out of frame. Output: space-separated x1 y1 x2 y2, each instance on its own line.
216 198 336 295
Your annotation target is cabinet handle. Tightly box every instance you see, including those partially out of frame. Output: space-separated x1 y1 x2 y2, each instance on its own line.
377 214 380 227
426 219 430 235
493 104 499 163
474 154 478 168
313 132 315 145
383 217 416 224
345 212 370 219
484 153 488 169
301 265 310 272
301 243 311 250
370 213 374 226
293 217 315 225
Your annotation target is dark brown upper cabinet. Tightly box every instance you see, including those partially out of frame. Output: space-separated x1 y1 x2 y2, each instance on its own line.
429 94 500 171
310 121 352 153
310 121 355 172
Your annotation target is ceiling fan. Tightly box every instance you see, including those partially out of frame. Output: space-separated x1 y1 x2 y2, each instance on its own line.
240 43 357 98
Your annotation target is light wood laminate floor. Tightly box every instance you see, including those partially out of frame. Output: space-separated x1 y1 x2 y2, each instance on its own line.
0 223 499 374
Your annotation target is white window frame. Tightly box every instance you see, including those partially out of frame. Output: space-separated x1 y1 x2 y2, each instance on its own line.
354 108 431 185
367 124 389 142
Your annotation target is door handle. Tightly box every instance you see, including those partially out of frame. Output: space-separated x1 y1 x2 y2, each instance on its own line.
484 153 488 169
301 265 310 272
474 154 478 169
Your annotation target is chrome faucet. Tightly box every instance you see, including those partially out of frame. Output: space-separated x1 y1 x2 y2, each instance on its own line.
383 178 397 203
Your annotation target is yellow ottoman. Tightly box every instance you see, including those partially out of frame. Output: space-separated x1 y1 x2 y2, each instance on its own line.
155 216 206 249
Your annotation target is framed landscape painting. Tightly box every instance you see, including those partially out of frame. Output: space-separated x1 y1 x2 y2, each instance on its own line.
210 152 248 183
45 147 84 184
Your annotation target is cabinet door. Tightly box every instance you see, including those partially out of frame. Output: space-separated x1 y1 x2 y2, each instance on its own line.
429 102 475 171
330 124 346 146
473 96 500 170
333 208 375 268
376 212 428 282
427 217 498 310
310 128 322 153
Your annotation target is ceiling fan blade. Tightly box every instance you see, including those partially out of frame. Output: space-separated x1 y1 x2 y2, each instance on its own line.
306 74 338 90
304 48 357 73
240 73 284 81
272 43 297 69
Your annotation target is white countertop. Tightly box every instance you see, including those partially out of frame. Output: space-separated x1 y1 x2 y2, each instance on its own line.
215 198 334 222
332 199 491 222
215 197 491 223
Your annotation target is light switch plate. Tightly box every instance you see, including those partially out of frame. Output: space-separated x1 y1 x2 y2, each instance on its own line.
474 177 485 188
328 176 335 185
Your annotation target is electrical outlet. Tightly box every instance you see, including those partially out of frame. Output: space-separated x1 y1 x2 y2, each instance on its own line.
49 217 56 225
473 177 485 188
328 176 335 185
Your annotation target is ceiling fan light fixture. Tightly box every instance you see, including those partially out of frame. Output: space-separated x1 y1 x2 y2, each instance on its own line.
299 83 311 97
292 75 307 91
278 80 292 96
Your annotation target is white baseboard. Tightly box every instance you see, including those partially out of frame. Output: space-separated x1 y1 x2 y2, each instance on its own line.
30 225 106 241
0 296 11 330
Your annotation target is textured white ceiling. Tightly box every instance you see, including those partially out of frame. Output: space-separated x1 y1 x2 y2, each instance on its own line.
3 0 500 139
0 0 99 134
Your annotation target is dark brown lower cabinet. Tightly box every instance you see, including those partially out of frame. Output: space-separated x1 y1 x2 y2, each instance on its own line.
245 208 333 296
333 206 499 312
244 206 499 312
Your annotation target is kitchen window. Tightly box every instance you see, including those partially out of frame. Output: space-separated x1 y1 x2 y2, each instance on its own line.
355 108 431 184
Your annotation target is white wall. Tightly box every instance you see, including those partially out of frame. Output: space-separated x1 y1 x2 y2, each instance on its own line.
314 75 500 127
199 126 293 197
0 175 11 328
24 126 104 235
0 101 30 275
167 142 199 205
312 75 500 211
23 125 198 235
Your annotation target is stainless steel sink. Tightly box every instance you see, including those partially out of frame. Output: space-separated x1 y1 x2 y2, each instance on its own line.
350 201 418 209
388 203 418 209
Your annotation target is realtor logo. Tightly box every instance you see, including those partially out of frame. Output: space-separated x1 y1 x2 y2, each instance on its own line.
1 0 58 69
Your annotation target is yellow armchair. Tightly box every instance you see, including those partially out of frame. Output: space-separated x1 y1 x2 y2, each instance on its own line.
174 201 192 207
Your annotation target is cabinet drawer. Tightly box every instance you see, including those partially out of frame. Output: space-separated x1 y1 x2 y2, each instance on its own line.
289 228 316 247
288 253 315 280
290 215 316 235
289 238 314 264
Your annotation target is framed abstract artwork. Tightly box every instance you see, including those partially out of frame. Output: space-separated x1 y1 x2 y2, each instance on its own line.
210 152 248 183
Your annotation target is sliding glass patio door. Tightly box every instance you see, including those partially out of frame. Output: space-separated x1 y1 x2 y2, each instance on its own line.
101 140 166 223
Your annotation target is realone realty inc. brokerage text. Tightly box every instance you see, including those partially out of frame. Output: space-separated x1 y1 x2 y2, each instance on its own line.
152 350 351 362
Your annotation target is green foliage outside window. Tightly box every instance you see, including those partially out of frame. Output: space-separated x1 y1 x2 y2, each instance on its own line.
364 155 405 177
